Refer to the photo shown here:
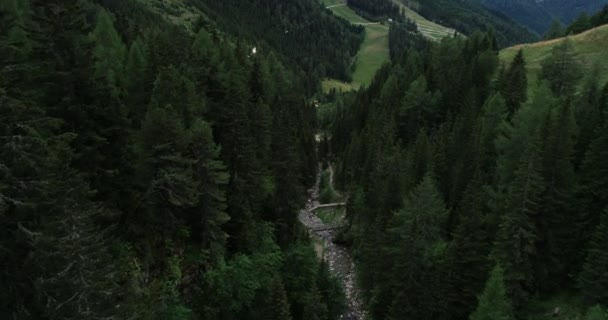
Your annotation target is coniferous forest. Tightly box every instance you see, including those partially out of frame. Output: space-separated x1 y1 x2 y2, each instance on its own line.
1 0 346 318
2 0 608 320
329 31 608 320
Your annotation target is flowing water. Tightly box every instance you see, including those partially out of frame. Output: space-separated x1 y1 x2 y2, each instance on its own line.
298 167 364 320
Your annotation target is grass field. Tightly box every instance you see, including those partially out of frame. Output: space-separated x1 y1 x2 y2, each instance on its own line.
500 24 608 91
321 0 389 92
322 79 356 92
390 0 455 41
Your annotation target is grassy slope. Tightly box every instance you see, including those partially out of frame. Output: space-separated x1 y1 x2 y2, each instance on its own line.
321 0 456 92
500 24 608 89
391 0 455 41
322 0 389 92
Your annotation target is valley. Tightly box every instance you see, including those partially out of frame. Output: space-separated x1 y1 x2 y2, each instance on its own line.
3 1 608 319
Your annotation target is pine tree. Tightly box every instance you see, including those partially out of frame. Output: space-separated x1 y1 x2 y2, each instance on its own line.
90 8 126 98
567 12 591 34
495 134 544 308
184 120 230 263
479 93 507 179
544 20 565 40
537 102 577 289
0 90 59 317
125 37 148 124
539 39 583 98
384 175 450 319
260 276 293 320
33 186 120 319
500 49 527 115
469 264 515 320
577 120 608 258
578 208 608 305
446 173 492 319
495 83 555 188
0 89 121 319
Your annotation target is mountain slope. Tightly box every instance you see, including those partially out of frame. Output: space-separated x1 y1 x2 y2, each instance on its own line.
401 0 538 47
482 0 608 34
500 24 608 86
540 0 608 24
136 0 364 85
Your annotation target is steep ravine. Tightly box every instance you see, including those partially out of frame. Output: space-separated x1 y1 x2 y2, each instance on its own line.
298 166 364 320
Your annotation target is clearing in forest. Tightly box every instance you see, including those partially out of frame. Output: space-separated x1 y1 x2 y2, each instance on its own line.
321 0 390 92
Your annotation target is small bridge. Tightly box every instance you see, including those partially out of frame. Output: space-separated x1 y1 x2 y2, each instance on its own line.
310 223 347 232
310 202 346 211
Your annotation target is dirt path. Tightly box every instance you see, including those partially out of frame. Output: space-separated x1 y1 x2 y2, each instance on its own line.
299 165 363 320
326 4 346 9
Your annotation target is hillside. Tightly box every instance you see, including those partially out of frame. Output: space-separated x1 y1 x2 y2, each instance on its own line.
322 0 390 91
400 0 538 46
500 24 608 87
391 0 456 41
482 0 608 34
135 0 364 88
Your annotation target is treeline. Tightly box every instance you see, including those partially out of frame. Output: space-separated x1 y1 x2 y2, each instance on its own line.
403 0 537 47
1 0 345 319
545 5 608 40
328 30 608 319
347 0 403 22
192 0 364 86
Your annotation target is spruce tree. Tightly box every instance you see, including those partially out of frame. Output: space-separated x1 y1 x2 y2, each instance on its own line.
90 8 126 98
469 264 515 320
125 37 148 124
544 20 565 40
479 93 507 179
578 208 608 305
495 134 544 308
577 120 608 257
446 173 492 319
537 102 577 289
501 50 527 115
185 120 230 263
539 39 583 98
385 175 450 319
260 276 293 320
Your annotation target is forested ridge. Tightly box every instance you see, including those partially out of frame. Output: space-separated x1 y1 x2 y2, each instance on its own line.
1 0 346 318
326 29 608 319
401 0 538 47
190 0 364 86
544 5 608 40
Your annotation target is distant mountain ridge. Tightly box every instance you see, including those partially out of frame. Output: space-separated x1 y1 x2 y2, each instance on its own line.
482 0 608 34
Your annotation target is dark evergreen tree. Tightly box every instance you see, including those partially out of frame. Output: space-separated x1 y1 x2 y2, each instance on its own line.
446 173 492 319
469 264 515 320
536 102 577 289
495 134 544 309
578 208 608 306
577 120 608 258
500 50 527 115
539 39 583 98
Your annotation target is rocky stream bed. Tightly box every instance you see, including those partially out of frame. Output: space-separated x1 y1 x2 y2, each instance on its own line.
298 168 364 320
